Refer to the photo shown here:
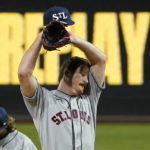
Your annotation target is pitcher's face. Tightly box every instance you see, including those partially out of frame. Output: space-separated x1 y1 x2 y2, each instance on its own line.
71 66 89 95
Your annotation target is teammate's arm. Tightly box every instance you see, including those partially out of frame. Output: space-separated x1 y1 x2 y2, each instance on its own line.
69 32 106 85
18 31 43 97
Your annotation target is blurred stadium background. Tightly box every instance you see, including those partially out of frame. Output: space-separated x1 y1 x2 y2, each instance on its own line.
1 0 150 149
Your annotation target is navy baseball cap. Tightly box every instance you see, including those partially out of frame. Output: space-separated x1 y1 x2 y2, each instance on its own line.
0 107 8 130
43 6 75 26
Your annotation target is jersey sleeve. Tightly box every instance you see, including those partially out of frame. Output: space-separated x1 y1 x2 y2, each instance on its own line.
20 81 47 121
86 68 105 114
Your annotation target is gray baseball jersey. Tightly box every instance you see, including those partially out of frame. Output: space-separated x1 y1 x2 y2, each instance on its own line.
22 69 105 150
0 130 37 150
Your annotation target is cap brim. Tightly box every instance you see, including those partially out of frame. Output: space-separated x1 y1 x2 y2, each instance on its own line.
67 20 75 26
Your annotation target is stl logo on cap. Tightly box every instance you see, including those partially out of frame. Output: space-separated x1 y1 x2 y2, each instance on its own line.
43 6 75 26
52 12 68 21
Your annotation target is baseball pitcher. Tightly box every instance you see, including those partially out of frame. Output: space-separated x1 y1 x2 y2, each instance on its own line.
18 6 106 150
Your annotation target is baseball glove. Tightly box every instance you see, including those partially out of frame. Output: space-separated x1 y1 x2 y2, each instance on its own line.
42 21 70 51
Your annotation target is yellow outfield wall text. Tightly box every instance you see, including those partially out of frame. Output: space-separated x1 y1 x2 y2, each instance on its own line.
0 12 149 85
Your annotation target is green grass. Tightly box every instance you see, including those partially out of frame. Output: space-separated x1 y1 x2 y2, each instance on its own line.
16 123 150 150
95 124 150 150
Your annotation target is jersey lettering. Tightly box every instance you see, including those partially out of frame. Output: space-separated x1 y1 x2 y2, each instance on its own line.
87 116 91 125
80 111 87 121
64 111 71 120
51 115 61 125
51 109 91 125
72 109 78 118
56 111 66 122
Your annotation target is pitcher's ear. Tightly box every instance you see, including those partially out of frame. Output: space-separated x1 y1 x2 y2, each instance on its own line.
64 68 72 78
